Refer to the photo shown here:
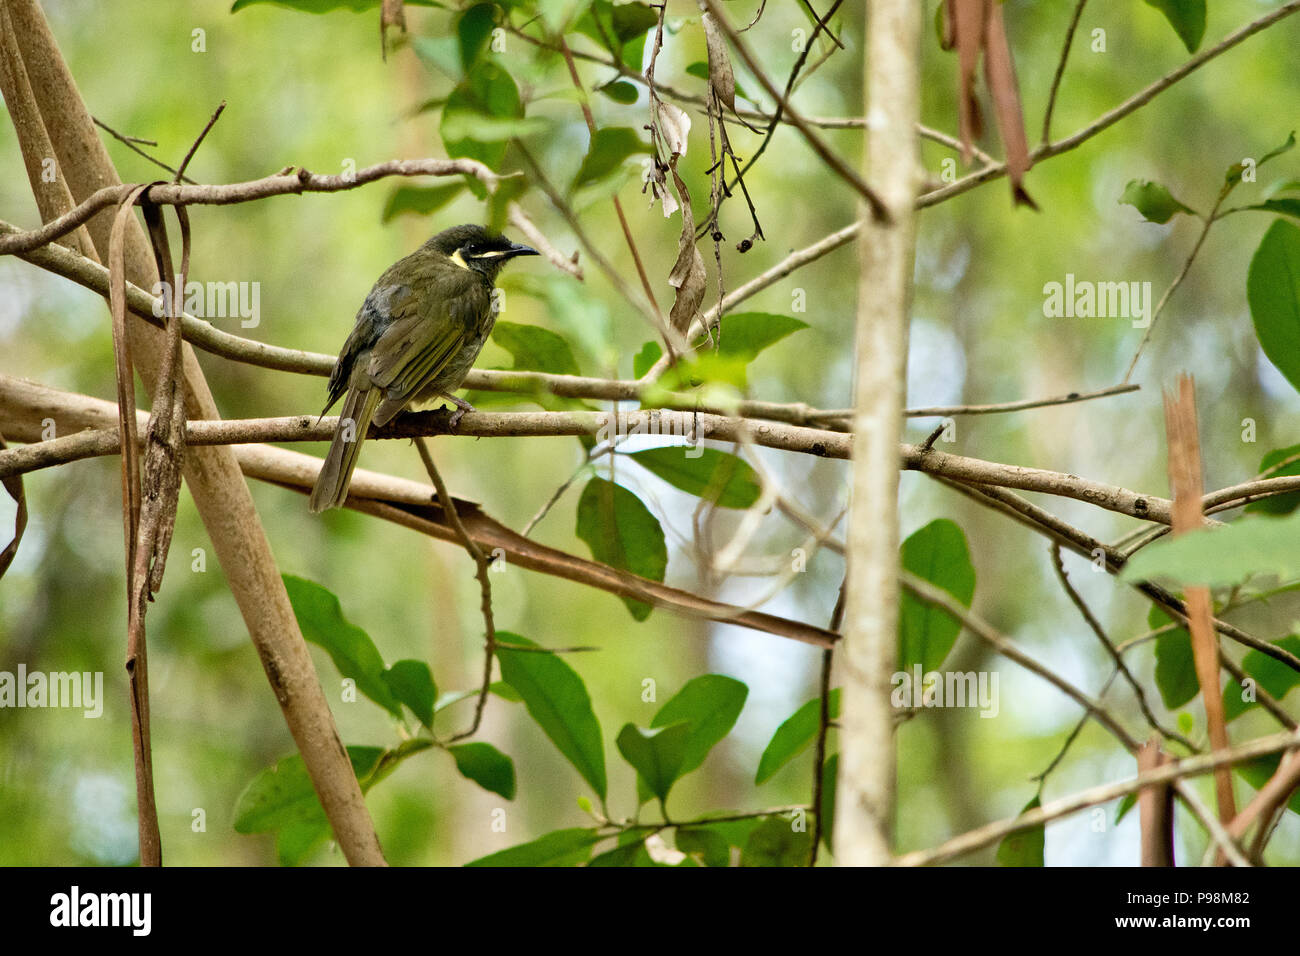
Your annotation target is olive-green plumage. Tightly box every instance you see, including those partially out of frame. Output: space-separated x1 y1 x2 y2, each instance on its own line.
309 224 538 513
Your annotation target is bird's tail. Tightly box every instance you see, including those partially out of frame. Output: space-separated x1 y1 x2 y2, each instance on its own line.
309 385 383 513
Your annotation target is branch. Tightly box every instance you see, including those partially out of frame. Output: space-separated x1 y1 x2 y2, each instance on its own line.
893 728 1299 867
0 378 836 649
0 158 506 256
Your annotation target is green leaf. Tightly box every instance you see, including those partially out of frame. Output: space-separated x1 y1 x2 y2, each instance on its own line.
497 632 607 800
441 63 523 178
233 746 384 834
439 113 549 143
458 2 496 73
1237 755 1300 816
819 752 837 852
1226 132 1296 185
1248 219 1300 396
381 659 437 728
1245 444 1300 515
650 675 748 778
740 815 812 867
465 827 605 866
587 836 650 866
1237 198 1300 220
540 0 594 34
232 0 442 13
996 795 1045 866
411 35 462 79
575 477 668 621
1122 508 1300 588
899 519 977 672
1221 635 1300 721
282 574 402 718
1150 607 1198 710
1115 792 1138 825
755 688 841 784
616 722 691 804
597 80 639 104
632 341 661 378
1143 0 1206 53
275 818 331 866
659 313 810 390
575 0 658 66
675 827 731 867
449 742 517 799
712 312 809 362
572 127 652 190
380 183 464 223
1119 180 1197 223
627 447 761 509
491 322 581 376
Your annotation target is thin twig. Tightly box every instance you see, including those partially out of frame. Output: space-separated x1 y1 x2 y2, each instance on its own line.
556 38 660 315
1122 198 1224 384
173 100 225 184
1049 544 1194 750
93 116 195 184
414 439 497 743
1040 0 1089 145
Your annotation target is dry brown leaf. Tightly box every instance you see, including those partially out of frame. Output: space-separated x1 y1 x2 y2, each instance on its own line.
983 2 1037 208
667 163 705 334
702 12 737 113
951 0 986 164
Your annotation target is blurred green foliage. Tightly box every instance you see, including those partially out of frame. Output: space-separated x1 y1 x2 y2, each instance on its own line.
2 0 1300 866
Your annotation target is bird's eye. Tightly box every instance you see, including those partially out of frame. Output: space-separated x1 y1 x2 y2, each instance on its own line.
465 243 479 255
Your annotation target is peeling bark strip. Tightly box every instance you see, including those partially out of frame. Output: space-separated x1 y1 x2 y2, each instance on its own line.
1138 738 1175 866
1 0 386 865
1162 375 1236 839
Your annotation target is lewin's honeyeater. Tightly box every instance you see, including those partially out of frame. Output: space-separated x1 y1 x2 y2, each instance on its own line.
309 224 538 513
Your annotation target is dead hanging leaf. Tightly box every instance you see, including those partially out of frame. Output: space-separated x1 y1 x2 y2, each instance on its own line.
669 235 706 334
949 0 985 162
983 3 1036 209
657 101 691 158
701 12 737 113
0 432 28 580
665 161 705 334
946 0 1036 208
137 202 190 597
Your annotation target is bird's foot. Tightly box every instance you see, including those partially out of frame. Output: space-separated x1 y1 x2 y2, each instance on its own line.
446 395 476 431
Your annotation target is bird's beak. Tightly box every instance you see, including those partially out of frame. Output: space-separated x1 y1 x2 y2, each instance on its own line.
504 241 539 260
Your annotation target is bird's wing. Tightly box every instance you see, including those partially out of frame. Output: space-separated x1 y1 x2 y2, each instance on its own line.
365 272 487 414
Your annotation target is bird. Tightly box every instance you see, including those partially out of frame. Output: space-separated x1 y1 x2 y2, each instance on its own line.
309 224 539 513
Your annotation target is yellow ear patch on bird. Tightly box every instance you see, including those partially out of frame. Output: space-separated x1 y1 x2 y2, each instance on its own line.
449 249 471 270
